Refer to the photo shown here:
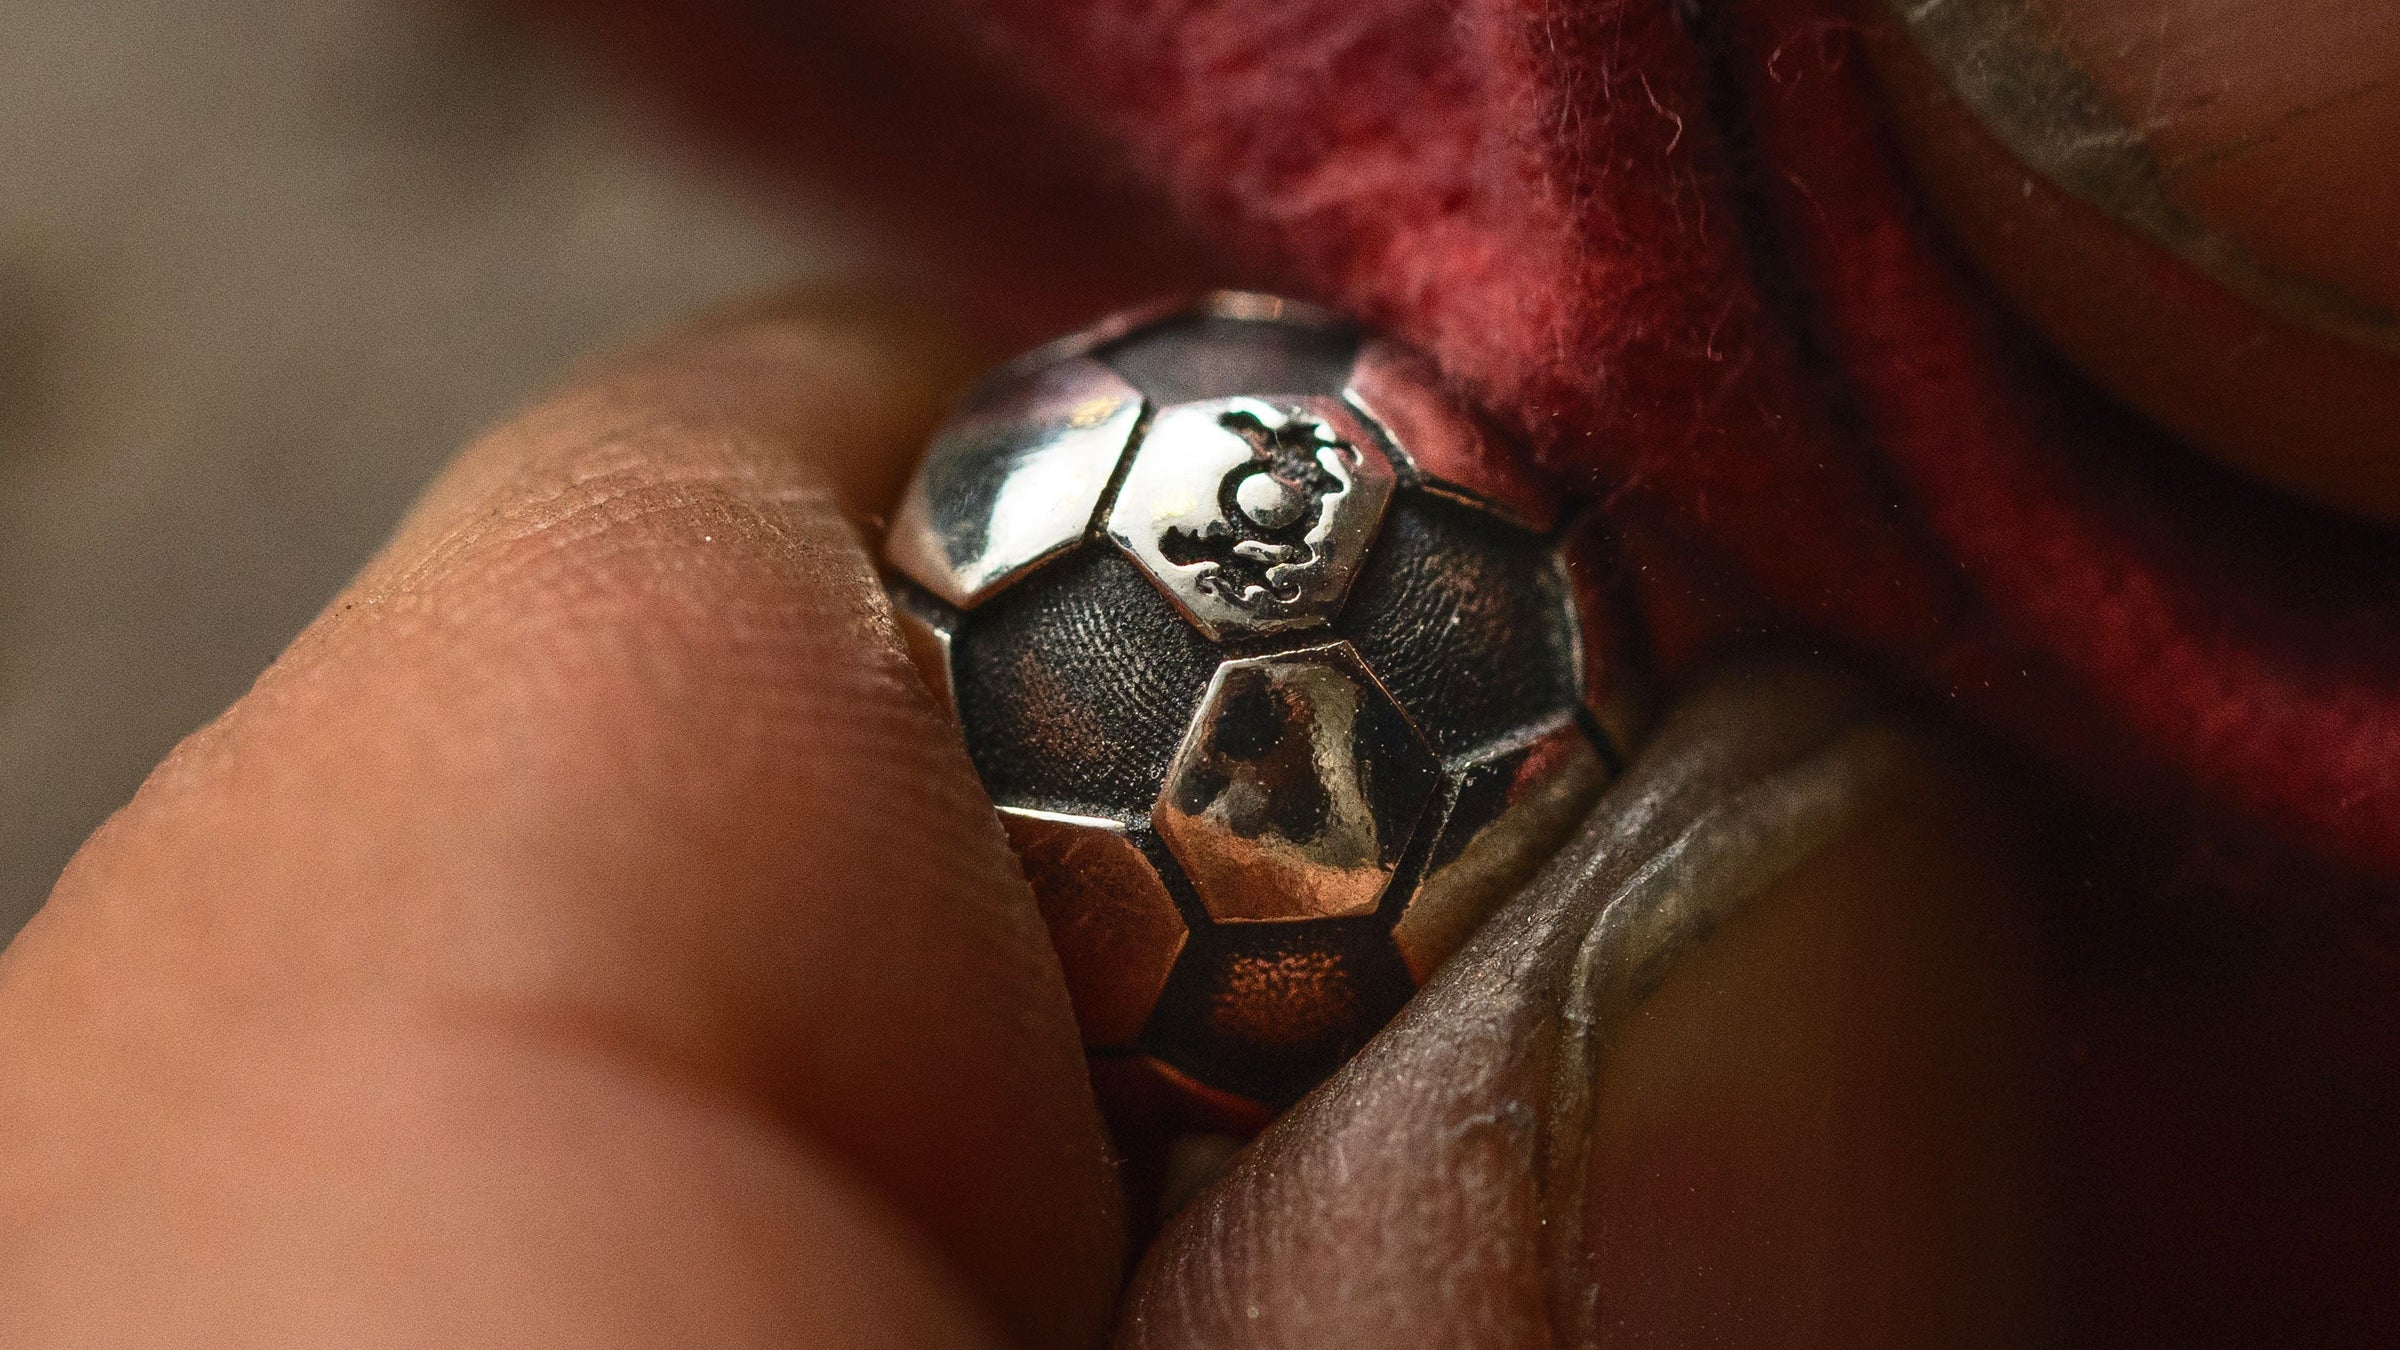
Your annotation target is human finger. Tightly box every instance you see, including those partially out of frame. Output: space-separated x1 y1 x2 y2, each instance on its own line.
0 292 1122 1346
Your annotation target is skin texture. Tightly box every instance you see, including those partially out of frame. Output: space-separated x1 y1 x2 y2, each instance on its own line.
0 297 1124 1347
1579 771 2050 1344
1856 0 2400 521
2037 0 2400 316
0 0 2390 1337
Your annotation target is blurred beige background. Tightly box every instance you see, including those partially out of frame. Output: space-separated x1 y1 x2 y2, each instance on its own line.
0 0 875 930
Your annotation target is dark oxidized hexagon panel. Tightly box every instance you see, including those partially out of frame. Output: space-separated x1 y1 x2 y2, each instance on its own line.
1107 395 1395 641
1154 641 1440 924
949 548 1223 823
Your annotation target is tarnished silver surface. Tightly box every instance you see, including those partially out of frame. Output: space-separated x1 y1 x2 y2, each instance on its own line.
1345 337 1558 533
1190 291 1347 327
882 293 1648 1114
998 807 1188 1049
1107 396 1394 641
1154 641 1438 923
1394 718 1608 982
884 355 1143 609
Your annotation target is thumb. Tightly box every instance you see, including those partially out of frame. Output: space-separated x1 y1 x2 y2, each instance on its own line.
1119 656 2054 1348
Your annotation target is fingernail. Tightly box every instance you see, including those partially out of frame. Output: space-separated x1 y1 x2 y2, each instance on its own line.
1551 685 2055 1345
1878 0 2400 339
1850 0 2400 521
1115 655 2056 1348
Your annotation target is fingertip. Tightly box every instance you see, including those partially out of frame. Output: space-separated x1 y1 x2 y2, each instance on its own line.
23 291 1122 1349
1120 658 2054 1348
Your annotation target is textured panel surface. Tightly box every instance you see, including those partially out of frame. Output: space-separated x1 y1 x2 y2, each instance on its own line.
953 547 1221 820
1559 517 1647 761
1338 494 1582 761
1141 916 1415 1109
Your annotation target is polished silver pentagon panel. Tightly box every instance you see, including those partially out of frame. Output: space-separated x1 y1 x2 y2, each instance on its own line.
1155 641 1438 923
884 356 1144 609
1106 395 1394 641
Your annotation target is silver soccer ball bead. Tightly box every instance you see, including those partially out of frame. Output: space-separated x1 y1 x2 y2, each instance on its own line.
883 293 1643 1123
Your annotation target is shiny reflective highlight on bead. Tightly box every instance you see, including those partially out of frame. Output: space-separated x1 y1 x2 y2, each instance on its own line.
885 356 1143 609
1156 642 1439 924
1107 396 1395 640
883 292 1645 1117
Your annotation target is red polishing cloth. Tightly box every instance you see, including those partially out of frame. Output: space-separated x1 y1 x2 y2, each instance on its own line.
510 0 2400 1338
